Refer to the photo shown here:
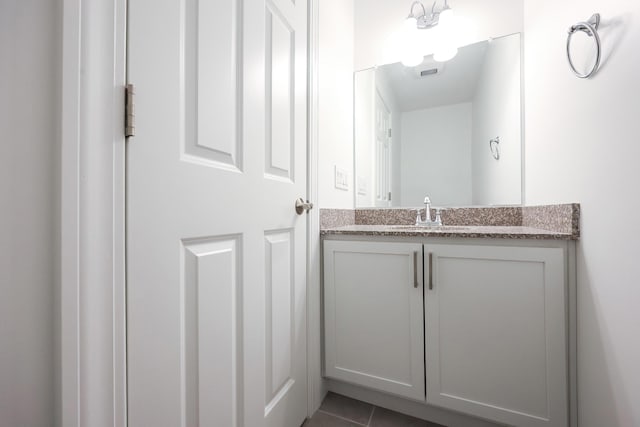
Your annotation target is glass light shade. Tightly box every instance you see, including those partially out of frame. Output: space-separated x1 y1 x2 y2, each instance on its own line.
438 8 454 28
401 52 424 67
400 17 424 67
404 16 418 32
432 8 457 63
433 45 458 62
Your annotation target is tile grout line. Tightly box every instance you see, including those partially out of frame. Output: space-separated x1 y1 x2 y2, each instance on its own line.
317 409 369 427
366 406 375 426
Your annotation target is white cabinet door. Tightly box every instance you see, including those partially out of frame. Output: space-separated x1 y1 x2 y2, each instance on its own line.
425 244 567 427
324 240 424 400
127 0 308 426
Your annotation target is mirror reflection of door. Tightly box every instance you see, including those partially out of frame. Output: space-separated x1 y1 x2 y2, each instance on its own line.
375 92 392 207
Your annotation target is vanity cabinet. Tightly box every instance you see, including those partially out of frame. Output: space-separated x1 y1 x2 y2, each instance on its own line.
424 244 568 427
323 238 573 427
323 240 425 400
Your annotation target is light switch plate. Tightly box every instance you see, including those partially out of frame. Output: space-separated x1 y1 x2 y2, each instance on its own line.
334 166 349 191
357 176 368 196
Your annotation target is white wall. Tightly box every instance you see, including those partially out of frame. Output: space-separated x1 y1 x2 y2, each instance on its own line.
0 1 59 426
472 34 522 205
400 103 472 207
317 0 355 208
524 1 640 426
354 0 523 70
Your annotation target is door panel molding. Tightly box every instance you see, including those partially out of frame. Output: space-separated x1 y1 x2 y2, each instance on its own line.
264 229 295 412
183 0 244 171
182 236 243 427
265 0 295 181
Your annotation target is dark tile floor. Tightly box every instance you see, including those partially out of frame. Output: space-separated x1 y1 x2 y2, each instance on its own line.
303 392 446 427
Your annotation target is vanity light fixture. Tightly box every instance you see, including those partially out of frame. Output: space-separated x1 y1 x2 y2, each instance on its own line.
401 0 458 66
405 0 452 30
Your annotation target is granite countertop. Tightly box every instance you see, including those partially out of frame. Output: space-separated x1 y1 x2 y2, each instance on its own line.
320 224 575 240
319 204 580 241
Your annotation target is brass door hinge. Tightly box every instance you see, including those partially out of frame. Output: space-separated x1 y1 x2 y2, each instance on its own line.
125 84 135 138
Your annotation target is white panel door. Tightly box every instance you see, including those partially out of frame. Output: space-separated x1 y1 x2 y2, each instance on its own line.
374 93 391 207
323 240 425 401
425 244 567 427
126 0 308 426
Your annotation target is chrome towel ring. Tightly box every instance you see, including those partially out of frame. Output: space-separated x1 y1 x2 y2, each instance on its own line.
567 13 601 79
489 137 500 160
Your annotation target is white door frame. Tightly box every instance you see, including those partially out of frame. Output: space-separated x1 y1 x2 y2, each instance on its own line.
60 0 322 425
306 0 327 416
60 0 127 426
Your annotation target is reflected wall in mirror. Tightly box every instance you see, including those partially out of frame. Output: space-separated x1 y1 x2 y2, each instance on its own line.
354 33 522 208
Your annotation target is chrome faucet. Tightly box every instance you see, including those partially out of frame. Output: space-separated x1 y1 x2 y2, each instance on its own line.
415 196 442 226
424 196 432 224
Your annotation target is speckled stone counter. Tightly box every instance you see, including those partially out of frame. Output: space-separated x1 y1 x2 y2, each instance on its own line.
320 204 580 240
321 224 575 240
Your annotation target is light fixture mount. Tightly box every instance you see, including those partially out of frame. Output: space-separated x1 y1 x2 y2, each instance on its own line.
407 0 451 30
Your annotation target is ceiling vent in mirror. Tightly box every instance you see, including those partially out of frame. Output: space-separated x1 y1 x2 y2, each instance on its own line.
421 68 438 76
414 60 444 78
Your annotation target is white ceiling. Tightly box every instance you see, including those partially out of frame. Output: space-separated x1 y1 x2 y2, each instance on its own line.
377 40 488 112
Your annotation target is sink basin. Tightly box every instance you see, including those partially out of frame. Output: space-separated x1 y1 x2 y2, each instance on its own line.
389 225 474 231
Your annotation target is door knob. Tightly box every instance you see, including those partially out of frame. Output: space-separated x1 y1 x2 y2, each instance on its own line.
295 198 314 215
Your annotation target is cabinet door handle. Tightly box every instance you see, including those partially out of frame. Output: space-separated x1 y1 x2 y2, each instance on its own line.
428 252 433 290
413 251 419 288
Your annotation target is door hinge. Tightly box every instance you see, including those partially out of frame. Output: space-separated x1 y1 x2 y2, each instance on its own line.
388 128 392 138
388 192 392 201
125 84 135 138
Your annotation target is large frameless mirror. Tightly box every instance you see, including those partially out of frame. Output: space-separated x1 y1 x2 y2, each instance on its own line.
354 33 523 208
